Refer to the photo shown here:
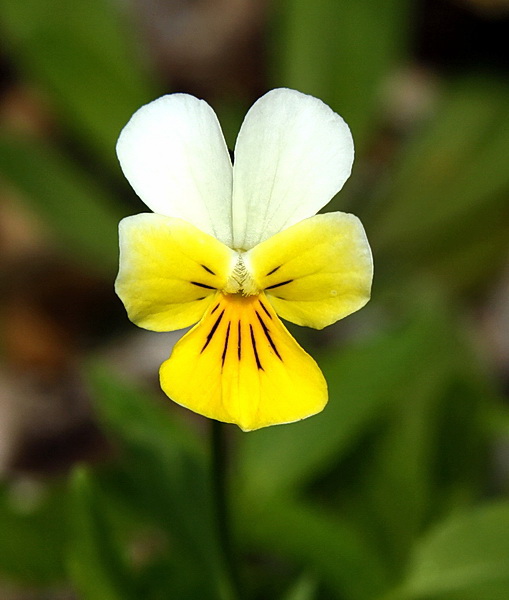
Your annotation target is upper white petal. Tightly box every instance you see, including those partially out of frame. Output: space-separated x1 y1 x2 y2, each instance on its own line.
116 94 234 246
231 88 354 250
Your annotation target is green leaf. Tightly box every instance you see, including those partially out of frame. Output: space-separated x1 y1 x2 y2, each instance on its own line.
272 0 411 149
0 481 67 584
373 77 509 240
67 467 136 600
0 0 156 164
0 132 124 272
354 365 493 573
281 573 318 600
420 214 509 295
358 365 451 568
395 502 509 599
87 364 236 600
239 497 390 600
371 76 509 293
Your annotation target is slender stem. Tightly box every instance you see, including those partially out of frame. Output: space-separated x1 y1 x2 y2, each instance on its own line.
211 419 240 598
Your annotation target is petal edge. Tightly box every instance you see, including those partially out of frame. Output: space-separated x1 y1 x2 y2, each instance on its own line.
232 88 354 250
160 293 327 431
246 212 373 329
115 214 236 331
117 94 234 246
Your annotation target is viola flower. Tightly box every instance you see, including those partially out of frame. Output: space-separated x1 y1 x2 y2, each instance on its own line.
115 88 373 431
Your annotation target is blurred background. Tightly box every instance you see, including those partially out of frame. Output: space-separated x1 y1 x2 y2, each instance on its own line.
0 0 509 598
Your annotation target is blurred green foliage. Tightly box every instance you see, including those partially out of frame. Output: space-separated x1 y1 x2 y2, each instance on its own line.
0 0 157 165
272 0 412 149
0 0 508 598
370 75 509 295
0 133 123 272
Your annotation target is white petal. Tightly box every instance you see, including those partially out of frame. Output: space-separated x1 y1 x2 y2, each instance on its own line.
117 94 234 246
231 88 354 250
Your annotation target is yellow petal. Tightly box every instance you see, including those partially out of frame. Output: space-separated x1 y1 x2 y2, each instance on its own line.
159 293 327 431
115 214 236 331
245 212 373 329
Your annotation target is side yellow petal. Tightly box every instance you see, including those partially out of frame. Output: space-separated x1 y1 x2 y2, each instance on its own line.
159 293 327 431
115 214 236 331
245 212 373 329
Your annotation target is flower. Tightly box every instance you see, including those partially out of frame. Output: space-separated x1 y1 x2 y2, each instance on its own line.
115 88 373 431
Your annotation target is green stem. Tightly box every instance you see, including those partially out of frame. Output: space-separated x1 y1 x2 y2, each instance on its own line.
211 420 240 599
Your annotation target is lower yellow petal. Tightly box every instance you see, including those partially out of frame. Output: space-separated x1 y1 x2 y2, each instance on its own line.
115 214 236 331
159 293 327 431
245 212 373 329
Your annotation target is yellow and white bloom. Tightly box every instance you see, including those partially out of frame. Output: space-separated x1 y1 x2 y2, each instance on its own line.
115 88 373 432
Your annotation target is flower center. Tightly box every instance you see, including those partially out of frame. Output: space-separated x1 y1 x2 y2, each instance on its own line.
223 252 258 296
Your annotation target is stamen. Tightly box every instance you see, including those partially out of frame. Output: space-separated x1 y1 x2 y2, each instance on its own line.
225 253 258 295
201 309 225 352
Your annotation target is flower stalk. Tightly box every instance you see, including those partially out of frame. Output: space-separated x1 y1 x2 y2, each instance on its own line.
211 420 241 598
